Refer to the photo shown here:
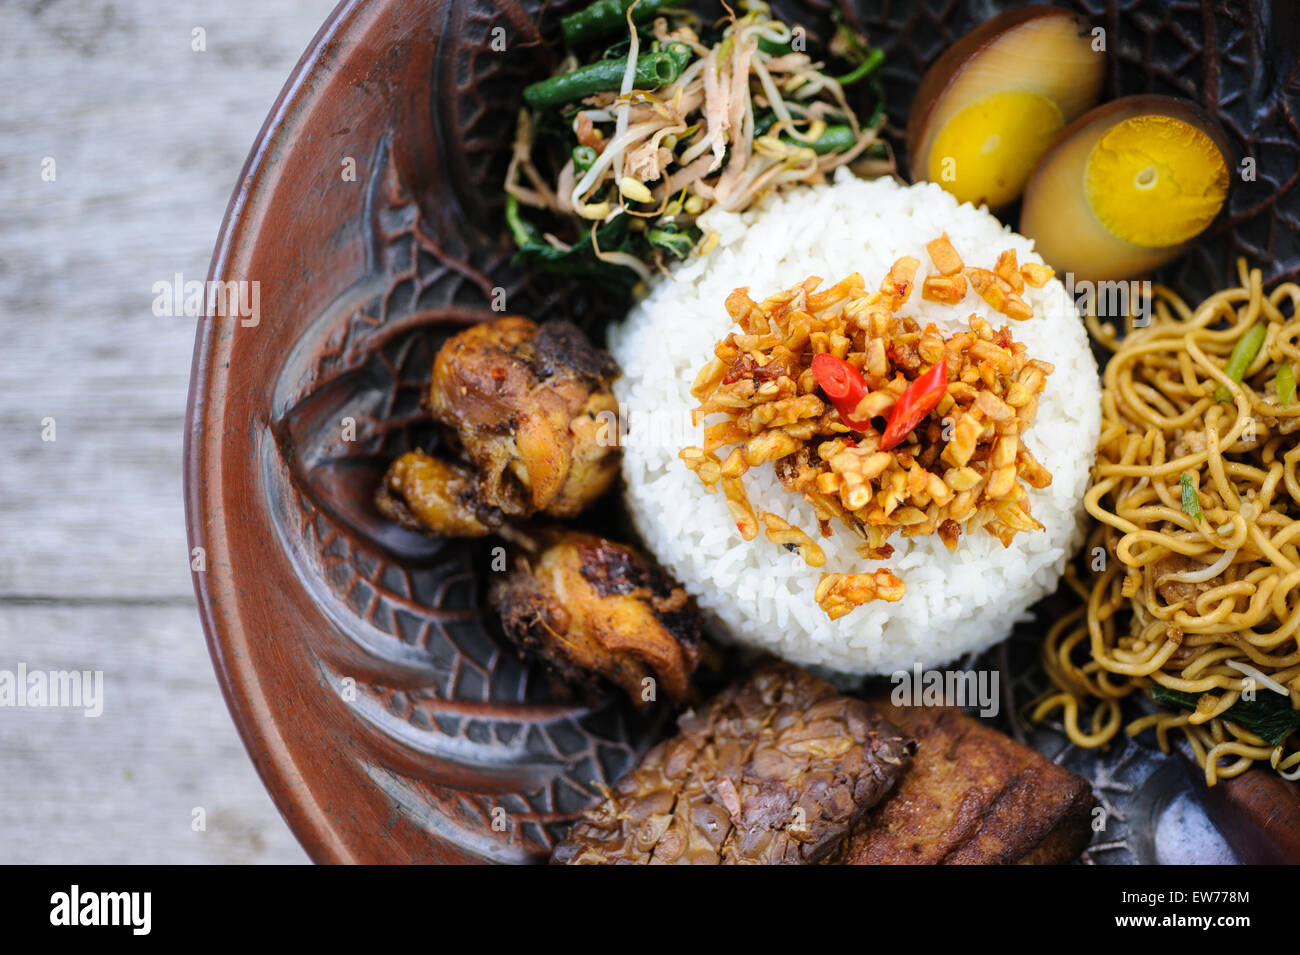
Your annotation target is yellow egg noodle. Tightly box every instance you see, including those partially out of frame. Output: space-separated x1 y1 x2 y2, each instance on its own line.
1033 262 1300 785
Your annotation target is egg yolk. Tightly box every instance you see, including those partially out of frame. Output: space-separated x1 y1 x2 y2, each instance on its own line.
1084 115 1229 248
927 90 1065 208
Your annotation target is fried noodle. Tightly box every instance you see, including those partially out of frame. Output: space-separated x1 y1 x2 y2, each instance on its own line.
1035 261 1300 785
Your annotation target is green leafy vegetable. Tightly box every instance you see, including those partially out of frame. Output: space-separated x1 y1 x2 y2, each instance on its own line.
1180 472 1203 522
507 4 893 289
865 74 886 129
830 8 873 64
1150 685 1300 747
645 223 694 259
505 194 642 290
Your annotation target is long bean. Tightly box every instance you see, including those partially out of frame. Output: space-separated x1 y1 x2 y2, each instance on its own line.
772 123 884 158
504 193 537 247
1213 322 1268 402
572 145 598 174
833 47 883 87
783 124 856 156
523 43 691 108
561 0 676 47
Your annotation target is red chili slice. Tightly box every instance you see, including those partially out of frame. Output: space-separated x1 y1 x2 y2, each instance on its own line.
810 353 873 431
880 359 948 451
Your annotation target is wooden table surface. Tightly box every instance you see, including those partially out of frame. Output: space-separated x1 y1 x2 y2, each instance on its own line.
0 0 346 863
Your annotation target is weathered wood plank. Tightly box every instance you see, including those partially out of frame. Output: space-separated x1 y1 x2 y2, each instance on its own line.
0 0 340 863
0 422 193 599
0 604 309 863
0 0 338 598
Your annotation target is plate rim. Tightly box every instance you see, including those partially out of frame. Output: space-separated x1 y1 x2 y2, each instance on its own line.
184 0 367 866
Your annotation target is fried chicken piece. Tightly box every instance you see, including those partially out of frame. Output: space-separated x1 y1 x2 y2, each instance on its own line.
490 530 701 707
843 702 1096 865
374 450 494 537
429 317 620 520
552 663 915 865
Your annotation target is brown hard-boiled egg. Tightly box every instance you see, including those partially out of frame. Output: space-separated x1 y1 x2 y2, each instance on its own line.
1020 95 1233 283
907 6 1105 209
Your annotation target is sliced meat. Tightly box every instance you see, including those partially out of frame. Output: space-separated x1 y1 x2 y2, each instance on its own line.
1151 552 1221 607
843 702 1096 865
552 663 914 864
490 530 702 707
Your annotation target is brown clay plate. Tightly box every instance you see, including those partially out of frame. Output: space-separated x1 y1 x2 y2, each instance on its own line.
185 0 1299 863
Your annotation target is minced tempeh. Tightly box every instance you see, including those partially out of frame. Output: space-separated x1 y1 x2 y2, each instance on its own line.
552 663 914 864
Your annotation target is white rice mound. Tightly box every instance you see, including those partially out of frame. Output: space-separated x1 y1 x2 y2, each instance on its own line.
608 174 1102 676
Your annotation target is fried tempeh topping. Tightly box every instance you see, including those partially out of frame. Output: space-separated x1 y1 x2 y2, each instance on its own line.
551 663 914 864
490 530 701 707
815 571 905 620
680 237 1055 617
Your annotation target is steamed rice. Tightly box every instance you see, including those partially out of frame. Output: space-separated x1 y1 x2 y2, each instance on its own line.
608 174 1102 676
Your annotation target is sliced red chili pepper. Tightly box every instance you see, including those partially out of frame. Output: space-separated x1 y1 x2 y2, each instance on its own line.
880 359 948 451
810 353 872 430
